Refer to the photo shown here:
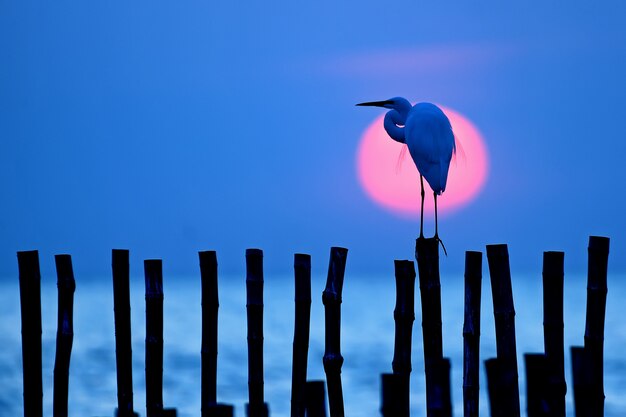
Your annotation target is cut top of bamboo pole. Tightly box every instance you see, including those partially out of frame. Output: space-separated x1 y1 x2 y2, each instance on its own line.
294 253 312 303
324 247 348 301
199 251 219 307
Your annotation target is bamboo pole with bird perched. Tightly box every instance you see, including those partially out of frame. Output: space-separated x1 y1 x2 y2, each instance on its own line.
415 237 444 416
323 247 348 417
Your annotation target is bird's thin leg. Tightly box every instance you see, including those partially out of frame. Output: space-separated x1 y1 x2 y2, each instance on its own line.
434 192 439 237
419 175 425 239
434 192 448 256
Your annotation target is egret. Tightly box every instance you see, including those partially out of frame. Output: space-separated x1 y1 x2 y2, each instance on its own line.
357 97 456 246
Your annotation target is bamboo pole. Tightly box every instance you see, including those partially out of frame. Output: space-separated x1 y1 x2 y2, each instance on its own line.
145 259 165 417
584 236 609 416
428 357 452 417
112 249 138 417
571 346 592 417
305 380 327 417
53 254 76 417
246 249 269 417
17 250 43 417
291 253 312 417
486 244 520 417
524 353 550 417
484 358 508 417
322 246 348 417
199 250 219 416
206 403 235 417
542 251 566 416
391 259 416 417
415 237 443 416
380 373 403 417
462 251 482 417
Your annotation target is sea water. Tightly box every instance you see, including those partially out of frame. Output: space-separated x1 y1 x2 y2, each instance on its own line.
1 272 625 417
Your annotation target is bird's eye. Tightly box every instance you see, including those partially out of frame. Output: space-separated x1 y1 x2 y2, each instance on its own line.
395 123 405 128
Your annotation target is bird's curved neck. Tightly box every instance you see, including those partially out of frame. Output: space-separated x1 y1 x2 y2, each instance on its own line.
384 110 407 143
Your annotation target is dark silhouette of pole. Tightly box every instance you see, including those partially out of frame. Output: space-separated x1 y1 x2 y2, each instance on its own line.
53 254 76 417
486 244 520 417
524 353 550 417
571 346 593 417
462 251 482 417
323 247 348 417
205 404 234 417
391 259 416 417
428 358 452 417
542 251 566 416
584 236 609 416
380 373 403 417
246 249 269 417
305 380 327 417
112 249 138 417
485 358 514 417
18 250 43 417
199 250 219 416
415 237 443 416
291 253 312 417
145 259 165 417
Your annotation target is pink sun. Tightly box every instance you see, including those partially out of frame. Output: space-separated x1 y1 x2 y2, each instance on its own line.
356 105 488 219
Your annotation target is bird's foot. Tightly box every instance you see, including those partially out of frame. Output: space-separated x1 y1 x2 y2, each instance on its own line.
434 234 448 256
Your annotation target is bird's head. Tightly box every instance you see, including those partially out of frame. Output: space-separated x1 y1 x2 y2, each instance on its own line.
356 97 412 144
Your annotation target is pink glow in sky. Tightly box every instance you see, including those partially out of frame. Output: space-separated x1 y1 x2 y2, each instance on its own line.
356 105 489 219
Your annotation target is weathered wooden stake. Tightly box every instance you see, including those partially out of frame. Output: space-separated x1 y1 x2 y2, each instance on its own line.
391 259 416 417
18 250 43 417
542 251 566 416
524 353 550 417
291 253 312 417
322 246 348 417
486 244 520 417
415 237 443 416
571 346 593 417
246 249 269 417
462 251 482 417
199 250 219 416
53 254 76 417
380 373 403 417
305 380 327 417
584 236 609 416
112 249 138 417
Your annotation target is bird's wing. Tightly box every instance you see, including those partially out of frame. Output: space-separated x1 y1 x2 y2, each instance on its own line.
406 109 455 194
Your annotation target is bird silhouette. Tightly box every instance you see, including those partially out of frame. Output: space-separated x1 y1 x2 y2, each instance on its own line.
357 97 455 249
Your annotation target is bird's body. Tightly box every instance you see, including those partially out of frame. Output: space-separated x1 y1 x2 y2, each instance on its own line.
357 97 455 243
405 102 455 194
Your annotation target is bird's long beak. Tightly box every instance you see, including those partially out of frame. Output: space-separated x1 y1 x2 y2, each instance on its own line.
356 100 393 107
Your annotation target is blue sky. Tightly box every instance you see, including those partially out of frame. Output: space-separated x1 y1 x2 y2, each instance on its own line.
1 2 625 280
